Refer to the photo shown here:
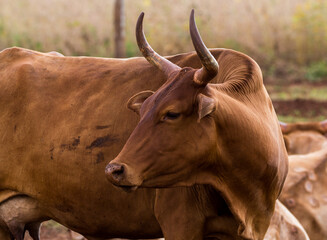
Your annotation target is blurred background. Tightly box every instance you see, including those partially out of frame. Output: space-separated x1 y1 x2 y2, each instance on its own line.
0 0 326 238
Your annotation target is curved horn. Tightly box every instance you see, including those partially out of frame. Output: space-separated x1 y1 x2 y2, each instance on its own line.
136 13 180 76
189 9 219 86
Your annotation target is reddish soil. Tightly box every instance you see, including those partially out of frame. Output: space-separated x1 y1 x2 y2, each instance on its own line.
272 99 327 118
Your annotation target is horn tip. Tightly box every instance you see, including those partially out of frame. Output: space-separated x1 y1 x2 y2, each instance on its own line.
138 12 145 20
137 12 145 31
190 9 195 21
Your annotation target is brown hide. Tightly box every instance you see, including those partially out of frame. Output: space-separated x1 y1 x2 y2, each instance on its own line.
280 121 327 239
0 47 284 240
0 47 163 239
107 49 288 239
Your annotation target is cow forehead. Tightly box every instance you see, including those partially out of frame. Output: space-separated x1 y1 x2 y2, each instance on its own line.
159 67 197 94
145 68 199 109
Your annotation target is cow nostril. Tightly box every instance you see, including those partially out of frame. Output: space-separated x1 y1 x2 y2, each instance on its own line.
113 165 124 175
106 163 125 181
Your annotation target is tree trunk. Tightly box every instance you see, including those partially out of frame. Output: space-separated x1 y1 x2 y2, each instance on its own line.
114 0 125 58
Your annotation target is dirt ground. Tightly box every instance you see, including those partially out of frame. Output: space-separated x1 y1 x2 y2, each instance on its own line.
272 99 327 118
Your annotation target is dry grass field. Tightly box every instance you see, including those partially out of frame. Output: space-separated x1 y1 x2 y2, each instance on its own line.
0 0 326 77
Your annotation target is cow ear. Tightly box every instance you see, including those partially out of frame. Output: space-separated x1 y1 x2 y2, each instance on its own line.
127 90 154 115
197 93 216 122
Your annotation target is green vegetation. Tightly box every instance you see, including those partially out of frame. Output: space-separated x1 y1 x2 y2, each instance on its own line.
306 60 327 83
266 84 327 101
277 114 326 123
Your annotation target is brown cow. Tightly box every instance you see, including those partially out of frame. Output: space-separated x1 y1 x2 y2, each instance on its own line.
106 11 288 240
279 120 327 239
0 11 288 240
280 120 327 154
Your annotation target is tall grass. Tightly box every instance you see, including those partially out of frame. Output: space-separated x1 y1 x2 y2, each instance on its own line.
0 0 326 82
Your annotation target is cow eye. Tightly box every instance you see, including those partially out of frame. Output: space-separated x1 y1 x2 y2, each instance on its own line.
164 111 181 120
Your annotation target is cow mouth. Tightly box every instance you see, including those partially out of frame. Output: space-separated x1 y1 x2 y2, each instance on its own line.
116 185 139 193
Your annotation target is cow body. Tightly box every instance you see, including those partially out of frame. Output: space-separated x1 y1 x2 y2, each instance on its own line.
281 121 327 155
280 121 327 239
0 47 283 240
0 47 164 239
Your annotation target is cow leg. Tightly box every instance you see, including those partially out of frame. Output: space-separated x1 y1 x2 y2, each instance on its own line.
7 223 25 240
0 226 13 240
0 195 47 240
7 222 40 240
26 222 41 240
154 188 205 240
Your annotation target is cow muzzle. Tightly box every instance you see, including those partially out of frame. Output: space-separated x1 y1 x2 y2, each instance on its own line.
105 162 141 192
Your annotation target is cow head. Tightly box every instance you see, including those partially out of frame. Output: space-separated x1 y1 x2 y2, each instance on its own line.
280 120 327 154
106 10 288 240
106 10 220 189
